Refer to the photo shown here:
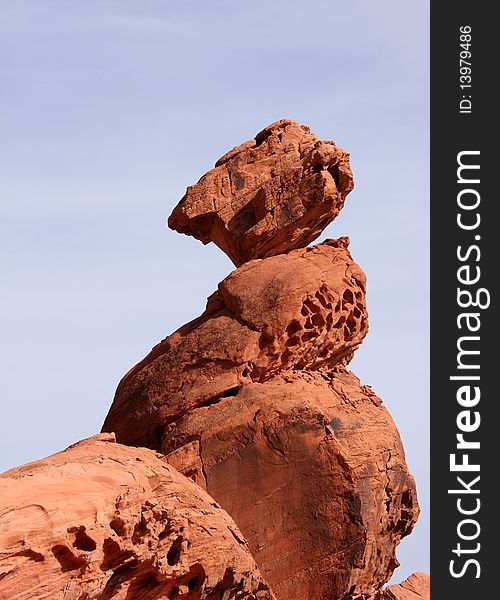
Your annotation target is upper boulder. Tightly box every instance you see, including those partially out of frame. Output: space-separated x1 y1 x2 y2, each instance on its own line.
168 119 354 266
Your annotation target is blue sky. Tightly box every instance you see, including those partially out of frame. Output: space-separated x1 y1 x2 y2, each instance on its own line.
0 0 429 583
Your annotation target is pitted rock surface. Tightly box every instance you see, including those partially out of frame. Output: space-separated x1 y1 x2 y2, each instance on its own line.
0 434 275 600
102 239 368 450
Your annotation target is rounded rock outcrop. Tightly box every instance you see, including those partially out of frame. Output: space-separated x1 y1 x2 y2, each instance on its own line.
0 434 275 600
161 371 419 600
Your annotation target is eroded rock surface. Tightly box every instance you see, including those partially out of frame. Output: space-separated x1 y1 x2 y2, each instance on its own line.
161 370 419 600
97 119 422 600
102 239 368 450
378 572 430 600
168 119 354 266
0 434 275 600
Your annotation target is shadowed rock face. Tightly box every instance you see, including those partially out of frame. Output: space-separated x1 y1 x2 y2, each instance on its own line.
0 434 275 600
162 371 419 600
102 239 368 450
168 119 354 266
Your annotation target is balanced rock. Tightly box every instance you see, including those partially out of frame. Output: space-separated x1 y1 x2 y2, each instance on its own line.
378 572 430 600
2 116 424 600
0 434 275 600
99 119 422 600
168 119 354 266
102 238 368 449
161 370 419 600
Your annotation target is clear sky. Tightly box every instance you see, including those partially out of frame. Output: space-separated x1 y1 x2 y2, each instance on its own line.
0 0 429 584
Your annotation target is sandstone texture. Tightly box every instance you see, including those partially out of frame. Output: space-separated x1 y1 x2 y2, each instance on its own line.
100 119 425 599
168 119 354 266
379 572 430 600
161 371 418 600
102 238 368 450
0 434 275 600
0 118 427 600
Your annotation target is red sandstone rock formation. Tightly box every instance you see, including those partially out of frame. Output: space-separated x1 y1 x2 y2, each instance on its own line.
379 572 430 600
101 242 417 598
100 119 423 599
0 118 426 600
0 434 275 600
103 238 368 450
168 119 354 266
